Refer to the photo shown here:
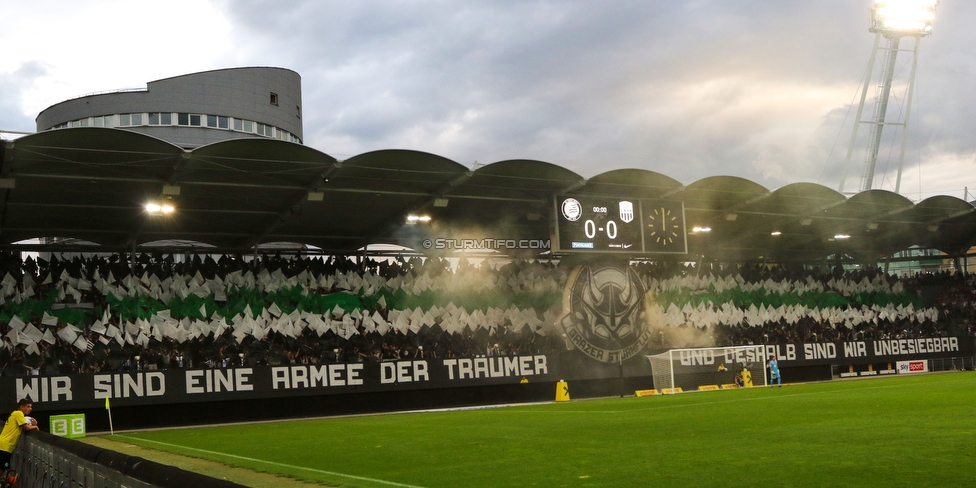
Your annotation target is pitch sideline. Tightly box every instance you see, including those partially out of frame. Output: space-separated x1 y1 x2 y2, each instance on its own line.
114 434 427 488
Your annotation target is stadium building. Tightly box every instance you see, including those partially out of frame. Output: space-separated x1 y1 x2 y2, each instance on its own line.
0 67 975 486
35 67 303 149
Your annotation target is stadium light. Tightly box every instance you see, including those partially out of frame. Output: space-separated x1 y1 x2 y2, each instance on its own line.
406 215 431 224
145 199 176 215
839 0 938 194
870 0 938 37
770 231 782 236
691 226 711 233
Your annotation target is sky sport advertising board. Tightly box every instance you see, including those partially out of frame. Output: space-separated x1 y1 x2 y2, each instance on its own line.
896 360 929 373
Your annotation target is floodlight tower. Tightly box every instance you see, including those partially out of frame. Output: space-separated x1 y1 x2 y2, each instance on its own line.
838 0 938 194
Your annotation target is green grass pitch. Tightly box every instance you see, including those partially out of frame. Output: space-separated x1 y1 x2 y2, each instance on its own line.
107 372 975 487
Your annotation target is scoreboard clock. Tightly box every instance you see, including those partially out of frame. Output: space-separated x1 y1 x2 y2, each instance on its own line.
643 200 687 253
553 196 687 254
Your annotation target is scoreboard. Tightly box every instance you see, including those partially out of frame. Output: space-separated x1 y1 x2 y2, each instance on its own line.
553 196 687 254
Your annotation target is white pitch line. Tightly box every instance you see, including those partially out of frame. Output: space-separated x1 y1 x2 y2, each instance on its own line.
114 435 426 488
518 377 973 415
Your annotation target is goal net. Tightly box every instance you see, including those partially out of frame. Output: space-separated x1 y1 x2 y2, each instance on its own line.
647 345 768 392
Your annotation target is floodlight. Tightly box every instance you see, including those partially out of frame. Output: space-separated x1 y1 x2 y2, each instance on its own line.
145 199 176 215
770 231 782 236
870 0 938 37
842 1 938 194
834 234 851 239
692 226 711 233
406 215 431 223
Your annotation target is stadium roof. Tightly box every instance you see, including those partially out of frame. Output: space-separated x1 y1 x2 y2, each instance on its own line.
2 127 975 262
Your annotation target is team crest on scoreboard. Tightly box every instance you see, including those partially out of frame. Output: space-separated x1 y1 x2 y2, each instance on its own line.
618 201 634 223
558 257 652 363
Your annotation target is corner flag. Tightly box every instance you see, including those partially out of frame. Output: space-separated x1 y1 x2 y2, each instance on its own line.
105 397 114 435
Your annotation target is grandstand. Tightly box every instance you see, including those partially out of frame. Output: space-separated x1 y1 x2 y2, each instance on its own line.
0 253 972 402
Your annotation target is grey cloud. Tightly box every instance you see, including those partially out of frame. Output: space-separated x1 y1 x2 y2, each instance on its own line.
210 1 976 193
0 62 48 133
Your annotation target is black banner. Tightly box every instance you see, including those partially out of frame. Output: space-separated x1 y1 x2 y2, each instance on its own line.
8 336 972 411
668 337 973 370
5 355 556 411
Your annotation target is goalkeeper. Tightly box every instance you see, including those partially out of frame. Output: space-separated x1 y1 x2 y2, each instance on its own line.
767 356 782 387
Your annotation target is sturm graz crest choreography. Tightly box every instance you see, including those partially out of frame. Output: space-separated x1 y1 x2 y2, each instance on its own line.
558 257 652 363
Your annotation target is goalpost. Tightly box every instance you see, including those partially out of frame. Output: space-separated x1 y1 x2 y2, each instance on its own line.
646 345 768 392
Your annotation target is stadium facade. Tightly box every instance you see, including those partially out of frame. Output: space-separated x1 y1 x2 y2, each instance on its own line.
3 67 974 268
35 67 303 149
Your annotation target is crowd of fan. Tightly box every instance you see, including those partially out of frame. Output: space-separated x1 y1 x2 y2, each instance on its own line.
0 252 972 376
654 263 975 347
0 253 566 375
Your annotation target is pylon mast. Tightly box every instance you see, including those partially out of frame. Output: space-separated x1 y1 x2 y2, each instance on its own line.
838 0 937 194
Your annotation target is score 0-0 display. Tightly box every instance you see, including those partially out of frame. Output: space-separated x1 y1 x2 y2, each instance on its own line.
554 196 687 254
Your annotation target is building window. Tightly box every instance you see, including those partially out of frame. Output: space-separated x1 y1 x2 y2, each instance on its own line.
179 113 201 126
233 118 242 131
206 115 229 129
149 113 171 125
119 113 143 126
243 120 253 132
270 92 278 106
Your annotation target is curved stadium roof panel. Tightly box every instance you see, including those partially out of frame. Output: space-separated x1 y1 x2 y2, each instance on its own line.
580 169 684 200
1 127 974 262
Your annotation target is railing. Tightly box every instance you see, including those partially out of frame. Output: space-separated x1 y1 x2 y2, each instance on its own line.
10 431 244 488
54 87 148 105
928 356 975 372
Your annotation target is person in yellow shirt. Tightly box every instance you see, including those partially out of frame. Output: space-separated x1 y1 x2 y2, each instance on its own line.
0 399 38 469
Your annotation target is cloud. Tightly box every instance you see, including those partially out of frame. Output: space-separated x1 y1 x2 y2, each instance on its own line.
4 0 975 199
216 1 883 186
0 62 48 133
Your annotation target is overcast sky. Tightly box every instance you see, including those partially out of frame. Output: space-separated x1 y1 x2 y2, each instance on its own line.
2 0 974 201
